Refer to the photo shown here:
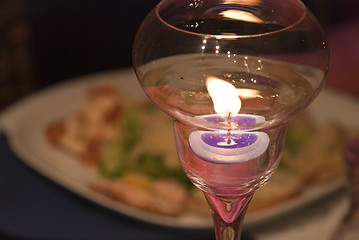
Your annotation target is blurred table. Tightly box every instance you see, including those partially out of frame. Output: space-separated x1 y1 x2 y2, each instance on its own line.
0 133 217 240
248 188 349 240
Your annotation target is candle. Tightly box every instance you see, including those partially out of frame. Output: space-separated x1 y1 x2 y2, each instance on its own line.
188 77 269 164
196 113 265 129
189 117 269 164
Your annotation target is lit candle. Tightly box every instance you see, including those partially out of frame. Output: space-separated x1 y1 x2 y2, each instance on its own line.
189 77 269 164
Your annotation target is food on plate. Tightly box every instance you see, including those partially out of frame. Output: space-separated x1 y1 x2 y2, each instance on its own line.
45 84 348 217
248 115 347 212
45 84 127 166
45 84 208 216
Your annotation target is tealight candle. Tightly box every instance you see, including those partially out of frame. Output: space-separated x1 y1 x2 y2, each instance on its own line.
196 113 265 129
188 77 269 164
189 116 269 164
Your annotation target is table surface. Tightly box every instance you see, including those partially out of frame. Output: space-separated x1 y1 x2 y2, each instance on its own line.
0 132 220 240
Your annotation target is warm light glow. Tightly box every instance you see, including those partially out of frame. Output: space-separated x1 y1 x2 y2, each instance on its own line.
206 77 242 115
222 0 262 6
237 88 260 99
220 10 263 23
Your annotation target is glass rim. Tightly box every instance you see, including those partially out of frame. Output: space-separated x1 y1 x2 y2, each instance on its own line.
156 0 308 39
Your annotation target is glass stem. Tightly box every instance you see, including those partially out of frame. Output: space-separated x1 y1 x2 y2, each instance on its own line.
204 192 253 240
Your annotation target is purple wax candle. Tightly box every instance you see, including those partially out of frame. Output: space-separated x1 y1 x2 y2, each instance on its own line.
198 113 265 130
189 77 269 164
189 130 269 164
189 114 269 164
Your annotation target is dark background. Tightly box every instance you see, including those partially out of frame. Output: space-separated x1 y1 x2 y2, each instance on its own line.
0 0 358 109
0 1 358 239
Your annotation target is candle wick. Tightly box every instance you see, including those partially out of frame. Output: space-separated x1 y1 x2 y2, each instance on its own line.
226 112 237 130
226 131 232 145
227 113 232 121
226 112 234 145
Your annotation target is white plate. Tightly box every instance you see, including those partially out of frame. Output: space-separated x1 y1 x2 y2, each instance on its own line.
0 69 358 229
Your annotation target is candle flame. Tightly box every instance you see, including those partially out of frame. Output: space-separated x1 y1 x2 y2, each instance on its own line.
206 77 242 115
